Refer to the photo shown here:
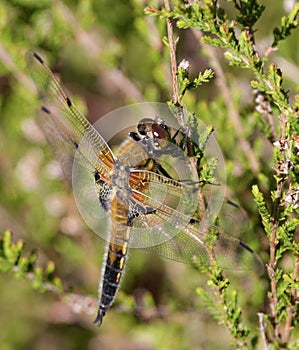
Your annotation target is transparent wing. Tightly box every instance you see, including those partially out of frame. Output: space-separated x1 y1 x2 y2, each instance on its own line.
130 169 198 223
35 106 78 184
127 170 197 245
146 222 264 272
128 179 263 272
26 51 115 185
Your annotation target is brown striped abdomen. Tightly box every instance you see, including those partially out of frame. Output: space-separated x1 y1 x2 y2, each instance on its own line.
94 194 131 326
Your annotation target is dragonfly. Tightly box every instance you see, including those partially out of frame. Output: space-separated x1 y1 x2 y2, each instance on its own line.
26 51 263 326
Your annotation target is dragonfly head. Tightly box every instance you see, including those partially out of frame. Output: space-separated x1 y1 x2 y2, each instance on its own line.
137 117 169 138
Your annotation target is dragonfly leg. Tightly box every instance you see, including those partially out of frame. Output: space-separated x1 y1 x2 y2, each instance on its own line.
128 200 156 224
128 131 141 142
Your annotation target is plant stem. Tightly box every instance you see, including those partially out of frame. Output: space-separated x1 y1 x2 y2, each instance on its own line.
164 0 179 106
268 114 288 343
284 255 299 344
258 313 269 350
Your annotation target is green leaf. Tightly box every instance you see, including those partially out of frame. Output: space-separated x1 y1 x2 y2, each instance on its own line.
272 4 299 47
252 185 272 236
230 0 265 28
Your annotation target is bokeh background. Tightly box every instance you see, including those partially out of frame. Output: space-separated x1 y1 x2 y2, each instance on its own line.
0 1 298 349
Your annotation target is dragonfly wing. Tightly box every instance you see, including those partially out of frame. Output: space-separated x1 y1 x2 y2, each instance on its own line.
26 51 115 184
129 178 263 271
130 170 198 220
36 105 78 184
146 222 264 272
128 170 198 247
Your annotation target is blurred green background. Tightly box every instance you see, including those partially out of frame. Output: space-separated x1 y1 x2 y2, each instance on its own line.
0 1 298 349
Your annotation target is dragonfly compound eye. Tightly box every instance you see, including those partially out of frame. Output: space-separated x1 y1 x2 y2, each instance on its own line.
152 123 169 140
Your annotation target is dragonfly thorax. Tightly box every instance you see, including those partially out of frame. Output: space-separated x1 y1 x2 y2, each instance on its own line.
111 160 131 192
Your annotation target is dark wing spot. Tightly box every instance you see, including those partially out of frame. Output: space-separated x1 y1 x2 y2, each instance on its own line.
33 52 44 64
239 241 254 253
94 169 101 183
41 106 50 114
66 97 72 107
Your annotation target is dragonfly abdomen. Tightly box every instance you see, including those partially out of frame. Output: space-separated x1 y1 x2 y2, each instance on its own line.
95 195 131 326
94 242 129 326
